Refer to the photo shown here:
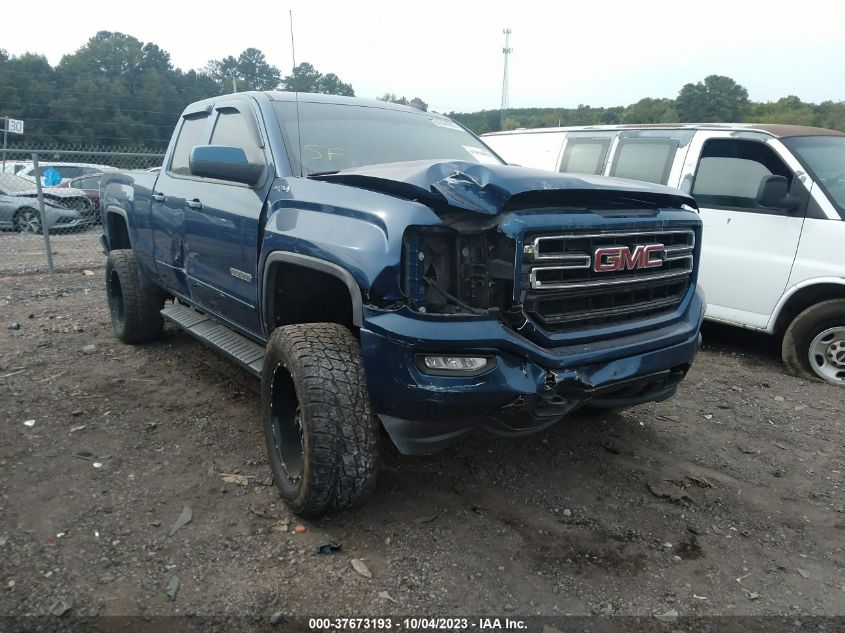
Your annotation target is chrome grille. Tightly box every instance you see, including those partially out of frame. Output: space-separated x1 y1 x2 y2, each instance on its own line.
521 229 695 332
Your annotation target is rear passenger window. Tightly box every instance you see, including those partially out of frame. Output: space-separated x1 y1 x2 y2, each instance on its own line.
610 139 678 184
559 139 610 175
692 139 792 210
169 115 208 176
210 109 264 165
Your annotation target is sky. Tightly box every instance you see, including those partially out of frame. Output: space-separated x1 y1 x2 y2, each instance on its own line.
3 0 844 113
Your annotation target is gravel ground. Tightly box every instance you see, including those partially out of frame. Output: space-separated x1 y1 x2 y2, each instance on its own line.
0 231 102 275
1 270 843 626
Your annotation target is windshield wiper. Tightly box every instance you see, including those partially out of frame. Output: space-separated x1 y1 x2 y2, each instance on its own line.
306 170 340 177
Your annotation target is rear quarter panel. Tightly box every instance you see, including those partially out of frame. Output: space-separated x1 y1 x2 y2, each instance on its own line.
101 170 159 280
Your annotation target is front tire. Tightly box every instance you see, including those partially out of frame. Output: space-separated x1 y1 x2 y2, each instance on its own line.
261 323 379 516
105 250 165 344
782 299 845 385
15 208 42 234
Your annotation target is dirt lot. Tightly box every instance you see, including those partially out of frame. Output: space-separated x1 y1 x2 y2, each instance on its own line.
1 269 843 624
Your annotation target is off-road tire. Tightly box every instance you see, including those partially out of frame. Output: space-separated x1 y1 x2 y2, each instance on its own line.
782 299 845 385
261 323 379 516
106 250 165 344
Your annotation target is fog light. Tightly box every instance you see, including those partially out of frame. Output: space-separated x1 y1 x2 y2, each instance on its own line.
416 354 494 376
424 356 487 371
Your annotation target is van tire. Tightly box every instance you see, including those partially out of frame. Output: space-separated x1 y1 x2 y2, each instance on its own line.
261 323 379 516
106 250 165 344
782 299 845 385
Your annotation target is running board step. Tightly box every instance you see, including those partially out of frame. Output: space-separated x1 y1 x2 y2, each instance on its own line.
161 304 265 377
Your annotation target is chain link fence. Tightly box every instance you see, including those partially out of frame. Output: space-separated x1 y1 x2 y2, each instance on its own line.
0 144 164 275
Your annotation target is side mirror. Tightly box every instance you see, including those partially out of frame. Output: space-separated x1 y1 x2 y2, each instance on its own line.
189 145 264 186
756 175 800 212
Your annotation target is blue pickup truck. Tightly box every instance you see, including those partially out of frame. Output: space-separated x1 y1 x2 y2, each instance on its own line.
101 92 705 515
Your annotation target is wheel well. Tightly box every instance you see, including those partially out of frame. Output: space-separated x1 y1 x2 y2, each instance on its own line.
774 283 845 335
268 263 355 330
106 211 131 250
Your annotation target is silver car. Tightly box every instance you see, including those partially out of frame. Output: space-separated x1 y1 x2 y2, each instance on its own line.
0 173 95 233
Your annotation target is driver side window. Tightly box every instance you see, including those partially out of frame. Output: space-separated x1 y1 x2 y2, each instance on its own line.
693 139 792 211
210 109 264 165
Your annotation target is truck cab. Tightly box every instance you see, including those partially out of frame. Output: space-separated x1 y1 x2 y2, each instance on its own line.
484 124 845 385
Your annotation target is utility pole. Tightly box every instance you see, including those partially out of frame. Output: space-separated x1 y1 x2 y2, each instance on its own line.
2 116 8 173
232 74 238 93
500 29 513 128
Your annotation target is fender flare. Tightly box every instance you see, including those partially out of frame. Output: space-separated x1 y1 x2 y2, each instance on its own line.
262 252 364 330
767 276 845 332
104 204 132 250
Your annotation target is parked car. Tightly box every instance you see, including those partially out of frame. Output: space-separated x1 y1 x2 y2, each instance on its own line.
15 162 112 186
58 173 104 219
483 124 845 385
101 92 704 515
0 173 92 233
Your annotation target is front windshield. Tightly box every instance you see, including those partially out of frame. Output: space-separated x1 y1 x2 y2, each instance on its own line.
0 173 37 194
782 135 845 212
273 101 502 176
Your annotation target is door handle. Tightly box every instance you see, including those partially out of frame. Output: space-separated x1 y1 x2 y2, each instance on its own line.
152 193 166 203
186 199 203 210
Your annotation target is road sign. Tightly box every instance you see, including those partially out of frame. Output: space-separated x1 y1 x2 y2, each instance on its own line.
7 118 24 134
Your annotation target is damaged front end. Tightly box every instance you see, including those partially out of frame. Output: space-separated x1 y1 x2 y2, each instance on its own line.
317 160 704 453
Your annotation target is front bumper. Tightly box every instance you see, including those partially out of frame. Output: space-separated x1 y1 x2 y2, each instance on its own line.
360 286 705 455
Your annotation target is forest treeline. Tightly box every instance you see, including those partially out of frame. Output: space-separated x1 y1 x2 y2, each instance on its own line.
1 32 842 148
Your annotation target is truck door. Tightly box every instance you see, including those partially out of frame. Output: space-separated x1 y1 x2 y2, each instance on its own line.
151 108 212 296
182 99 272 334
687 134 807 328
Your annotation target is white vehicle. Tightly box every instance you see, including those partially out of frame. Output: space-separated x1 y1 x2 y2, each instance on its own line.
14 161 112 185
483 124 845 385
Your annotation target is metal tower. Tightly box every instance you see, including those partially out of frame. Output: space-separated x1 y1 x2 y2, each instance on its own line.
500 28 513 125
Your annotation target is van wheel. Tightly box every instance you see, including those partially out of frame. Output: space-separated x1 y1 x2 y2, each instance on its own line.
106 250 165 344
261 323 379 516
782 299 845 385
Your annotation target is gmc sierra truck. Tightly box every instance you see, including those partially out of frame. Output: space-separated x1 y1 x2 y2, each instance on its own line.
101 92 704 516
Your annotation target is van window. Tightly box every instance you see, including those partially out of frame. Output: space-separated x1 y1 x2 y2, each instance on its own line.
693 139 792 210
559 139 610 175
169 115 209 176
610 139 678 184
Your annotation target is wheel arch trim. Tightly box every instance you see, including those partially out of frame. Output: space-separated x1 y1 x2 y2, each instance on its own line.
104 204 132 250
768 276 845 333
262 252 364 332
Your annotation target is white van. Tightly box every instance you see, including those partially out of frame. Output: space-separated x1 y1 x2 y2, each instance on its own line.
483 124 845 385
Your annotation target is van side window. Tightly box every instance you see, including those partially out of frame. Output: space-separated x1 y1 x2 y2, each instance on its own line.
169 114 209 176
559 139 610 175
210 109 264 165
610 139 678 184
692 139 792 210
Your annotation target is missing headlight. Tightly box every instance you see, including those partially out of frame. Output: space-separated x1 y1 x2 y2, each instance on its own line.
402 227 515 315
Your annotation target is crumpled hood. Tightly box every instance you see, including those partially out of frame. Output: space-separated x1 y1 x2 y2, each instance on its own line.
12 186 87 199
313 160 696 214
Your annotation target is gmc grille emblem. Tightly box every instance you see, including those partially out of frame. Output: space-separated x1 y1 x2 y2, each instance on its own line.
594 244 664 272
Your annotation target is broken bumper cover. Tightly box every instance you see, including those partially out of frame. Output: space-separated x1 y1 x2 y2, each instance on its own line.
360 287 704 455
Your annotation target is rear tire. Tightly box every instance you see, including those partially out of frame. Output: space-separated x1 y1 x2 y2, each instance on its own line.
106 250 165 344
261 323 379 516
782 299 845 385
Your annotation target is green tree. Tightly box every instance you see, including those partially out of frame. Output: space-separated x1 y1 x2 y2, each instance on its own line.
621 98 677 124
205 48 281 92
676 75 749 122
281 63 355 96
